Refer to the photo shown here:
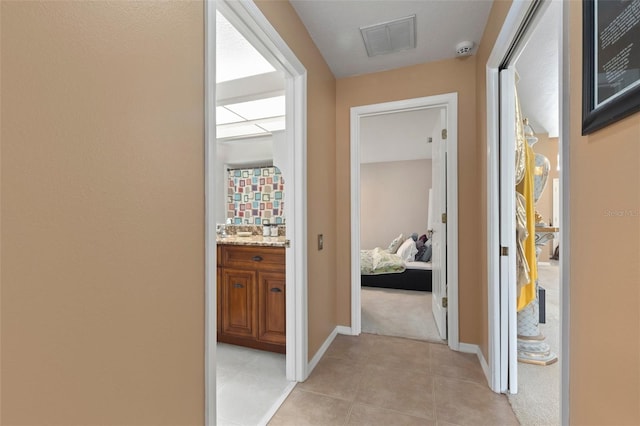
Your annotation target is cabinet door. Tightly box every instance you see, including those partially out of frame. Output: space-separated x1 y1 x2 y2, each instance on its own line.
217 267 221 334
221 269 256 338
257 272 286 345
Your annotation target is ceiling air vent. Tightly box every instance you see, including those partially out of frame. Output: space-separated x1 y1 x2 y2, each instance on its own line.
360 15 416 58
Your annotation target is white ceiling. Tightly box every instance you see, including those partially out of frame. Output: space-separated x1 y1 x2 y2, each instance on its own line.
360 108 441 164
215 1 560 142
515 1 560 138
290 0 493 78
290 0 560 139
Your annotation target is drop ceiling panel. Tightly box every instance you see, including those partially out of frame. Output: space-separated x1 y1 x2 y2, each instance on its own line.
224 96 286 120
216 107 245 125
217 123 268 139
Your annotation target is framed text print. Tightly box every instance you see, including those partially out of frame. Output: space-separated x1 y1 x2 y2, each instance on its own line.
583 0 640 135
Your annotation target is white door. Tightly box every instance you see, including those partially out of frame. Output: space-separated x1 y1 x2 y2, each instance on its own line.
431 108 448 340
499 66 518 393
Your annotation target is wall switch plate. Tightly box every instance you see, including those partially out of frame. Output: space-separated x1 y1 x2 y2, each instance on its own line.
318 234 323 250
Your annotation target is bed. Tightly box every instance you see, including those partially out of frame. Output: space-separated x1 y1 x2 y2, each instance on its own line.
361 260 433 292
360 235 433 292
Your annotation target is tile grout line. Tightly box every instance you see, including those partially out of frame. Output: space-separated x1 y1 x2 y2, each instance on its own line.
347 351 373 424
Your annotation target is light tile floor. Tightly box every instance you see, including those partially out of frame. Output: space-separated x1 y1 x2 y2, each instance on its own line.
217 343 293 426
268 334 519 426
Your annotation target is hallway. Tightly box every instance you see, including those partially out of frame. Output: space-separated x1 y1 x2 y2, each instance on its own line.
268 334 518 425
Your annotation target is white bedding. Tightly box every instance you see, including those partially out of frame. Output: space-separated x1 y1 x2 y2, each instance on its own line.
405 261 432 271
360 247 406 275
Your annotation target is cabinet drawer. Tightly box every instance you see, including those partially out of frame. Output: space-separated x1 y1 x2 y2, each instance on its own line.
221 245 285 272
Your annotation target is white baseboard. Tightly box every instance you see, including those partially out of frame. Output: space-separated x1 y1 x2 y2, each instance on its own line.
459 342 491 385
457 342 477 354
336 325 355 335
306 326 338 376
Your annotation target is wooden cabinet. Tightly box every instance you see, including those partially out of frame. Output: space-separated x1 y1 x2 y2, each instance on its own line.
217 244 285 353
257 272 286 345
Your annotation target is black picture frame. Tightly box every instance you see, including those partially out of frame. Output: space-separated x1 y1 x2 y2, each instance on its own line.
583 0 640 135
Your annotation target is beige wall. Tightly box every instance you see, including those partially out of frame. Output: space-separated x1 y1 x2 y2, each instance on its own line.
568 2 640 424
475 0 513 361
254 0 338 359
1 2 205 424
336 58 482 344
531 134 559 262
360 160 432 250
477 1 640 423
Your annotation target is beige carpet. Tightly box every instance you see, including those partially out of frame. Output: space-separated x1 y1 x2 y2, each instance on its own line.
361 287 445 343
508 262 561 426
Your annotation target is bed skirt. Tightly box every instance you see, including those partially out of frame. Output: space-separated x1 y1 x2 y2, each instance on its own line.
361 269 432 292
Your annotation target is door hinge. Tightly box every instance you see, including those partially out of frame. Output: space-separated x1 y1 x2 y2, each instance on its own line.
441 213 447 224
501 246 509 256
441 128 448 140
285 239 291 248
442 297 448 308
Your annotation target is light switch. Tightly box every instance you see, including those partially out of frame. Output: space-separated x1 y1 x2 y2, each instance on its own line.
318 234 324 250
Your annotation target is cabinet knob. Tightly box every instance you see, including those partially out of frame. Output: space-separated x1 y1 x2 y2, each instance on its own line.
270 287 282 293
233 283 244 289
252 255 263 262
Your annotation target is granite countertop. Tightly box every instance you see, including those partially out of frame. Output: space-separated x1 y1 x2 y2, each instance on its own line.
216 235 287 247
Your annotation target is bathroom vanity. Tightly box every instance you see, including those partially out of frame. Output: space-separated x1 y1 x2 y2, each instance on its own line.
216 235 286 353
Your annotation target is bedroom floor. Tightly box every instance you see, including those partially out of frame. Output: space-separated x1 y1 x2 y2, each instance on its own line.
507 261 560 425
268 333 519 425
361 287 443 343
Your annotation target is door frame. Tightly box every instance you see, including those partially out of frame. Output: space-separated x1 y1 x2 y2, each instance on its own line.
205 0 308 424
485 0 570 423
349 93 460 351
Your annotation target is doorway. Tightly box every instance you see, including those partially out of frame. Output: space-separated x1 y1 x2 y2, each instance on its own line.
349 93 460 351
486 0 569 424
358 108 443 342
205 0 308 424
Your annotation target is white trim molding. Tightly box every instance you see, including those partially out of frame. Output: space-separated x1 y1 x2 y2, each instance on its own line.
459 343 491 385
560 0 571 422
350 93 460 351
336 325 355 336
206 0 309 423
486 0 538 394
217 0 308 383
485 2 569 418
204 2 217 425
307 327 339 376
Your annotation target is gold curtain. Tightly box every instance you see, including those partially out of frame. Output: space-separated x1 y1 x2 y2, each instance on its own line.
515 88 537 311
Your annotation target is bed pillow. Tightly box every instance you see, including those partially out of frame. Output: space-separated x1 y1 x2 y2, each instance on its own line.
416 239 433 262
396 237 418 262
387 234 405 254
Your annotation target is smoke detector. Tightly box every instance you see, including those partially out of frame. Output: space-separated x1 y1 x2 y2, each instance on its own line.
455 41 475 57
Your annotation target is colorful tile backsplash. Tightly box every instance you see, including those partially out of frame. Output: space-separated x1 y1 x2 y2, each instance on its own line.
227 166 285 225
